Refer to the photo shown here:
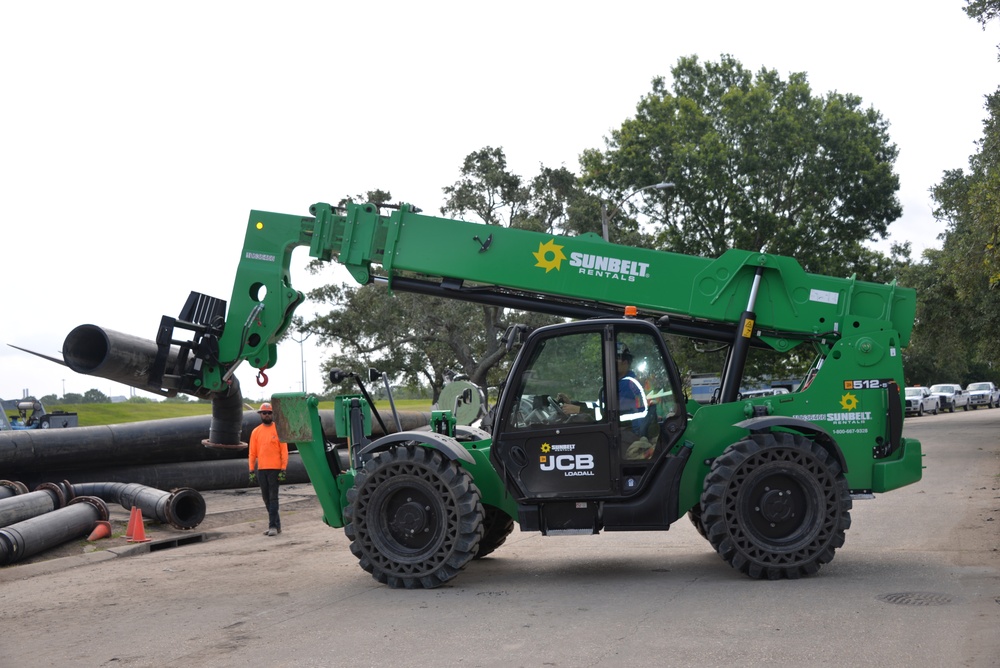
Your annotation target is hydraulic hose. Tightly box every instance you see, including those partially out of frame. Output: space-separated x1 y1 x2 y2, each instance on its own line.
72 482 206 530
0 496 109 565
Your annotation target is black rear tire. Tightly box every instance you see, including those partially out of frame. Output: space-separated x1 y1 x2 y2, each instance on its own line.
344 445 484 589
701 432 851 580
475 505 514 559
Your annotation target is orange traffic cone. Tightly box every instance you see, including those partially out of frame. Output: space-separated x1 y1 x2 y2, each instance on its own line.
87 520 112 541
127 507 150 543
125 506 139 540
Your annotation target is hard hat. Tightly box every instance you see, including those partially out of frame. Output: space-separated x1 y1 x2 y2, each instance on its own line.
616 342 632 361
258 402 273 412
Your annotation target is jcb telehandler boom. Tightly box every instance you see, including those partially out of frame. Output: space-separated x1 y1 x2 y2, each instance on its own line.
63 201 922 587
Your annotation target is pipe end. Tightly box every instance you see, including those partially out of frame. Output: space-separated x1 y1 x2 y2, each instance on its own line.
165 487 206 529
202 439 248 451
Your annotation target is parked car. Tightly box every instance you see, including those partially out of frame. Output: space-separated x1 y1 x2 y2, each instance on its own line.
740 388 791 399
928 384 970 413
904 386 940 417
965 382 1000 409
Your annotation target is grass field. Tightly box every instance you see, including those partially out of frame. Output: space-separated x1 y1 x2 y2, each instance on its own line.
47 399 434 427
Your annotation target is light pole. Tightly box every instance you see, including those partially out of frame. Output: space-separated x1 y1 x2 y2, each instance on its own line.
601 181 674 242
290 331 312 393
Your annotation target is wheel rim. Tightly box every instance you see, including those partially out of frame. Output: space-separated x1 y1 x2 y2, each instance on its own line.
722 446 840 565
371 475 450 557
359 469 459 575
735 461 822 549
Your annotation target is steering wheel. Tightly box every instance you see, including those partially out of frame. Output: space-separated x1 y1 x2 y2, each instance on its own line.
547 395 571 421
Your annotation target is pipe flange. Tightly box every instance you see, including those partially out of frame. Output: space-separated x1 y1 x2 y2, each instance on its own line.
69 495 110 521
202 439 248 451
34 482 67 508
59 479 75 503
0 480 29 495
164 487 207 529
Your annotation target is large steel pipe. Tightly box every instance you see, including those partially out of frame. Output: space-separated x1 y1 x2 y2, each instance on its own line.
63 324 249 446
72 482 206 530
204 377 246 449
0 496 109 565
19 456 312 493
0 414 252 474
0 410 431 475
0 480 29 499
63 325 183 397
0 483 71 528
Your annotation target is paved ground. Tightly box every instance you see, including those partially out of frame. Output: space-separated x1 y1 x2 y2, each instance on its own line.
0 409 998 667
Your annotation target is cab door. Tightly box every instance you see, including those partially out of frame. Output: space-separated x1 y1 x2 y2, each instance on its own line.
491 319 685 501
492 325 613 499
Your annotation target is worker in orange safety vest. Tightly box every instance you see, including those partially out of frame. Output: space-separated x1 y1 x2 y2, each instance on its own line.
248 402 288 536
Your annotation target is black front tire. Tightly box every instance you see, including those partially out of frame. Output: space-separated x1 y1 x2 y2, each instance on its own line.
344 446 484 589
687 504 709 541
475 505 514 559
701 432 852 580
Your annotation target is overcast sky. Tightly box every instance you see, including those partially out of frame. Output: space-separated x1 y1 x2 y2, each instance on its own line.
2 1 998 404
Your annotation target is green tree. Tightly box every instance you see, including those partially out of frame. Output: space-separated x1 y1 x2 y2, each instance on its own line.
966 0 1000 31
82 388 109 404
909 3 1000 384
40 394 58 405
579 54 902 281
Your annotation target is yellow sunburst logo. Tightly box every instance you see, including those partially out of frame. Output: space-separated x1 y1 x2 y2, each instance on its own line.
540 442 551 453
840 392 859 411
533 240 566 273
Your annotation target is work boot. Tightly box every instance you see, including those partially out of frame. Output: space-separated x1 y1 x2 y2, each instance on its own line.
266 528 277 537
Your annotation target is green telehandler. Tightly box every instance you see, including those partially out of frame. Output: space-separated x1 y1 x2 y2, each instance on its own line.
63 201 921 588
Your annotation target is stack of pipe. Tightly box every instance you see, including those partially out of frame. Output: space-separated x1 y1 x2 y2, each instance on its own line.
0 409 430 491
0 480 209 564
0 495 109 565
